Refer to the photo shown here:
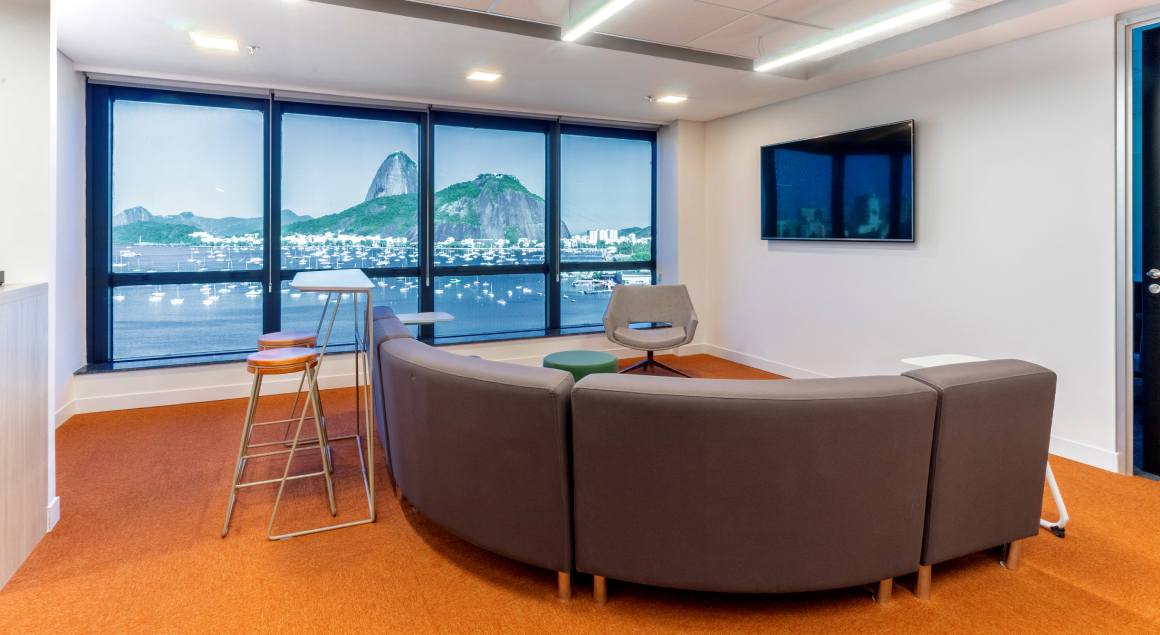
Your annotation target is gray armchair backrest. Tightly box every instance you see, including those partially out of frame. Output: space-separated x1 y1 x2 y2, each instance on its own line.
571 372 938 593
379 338 575 572
902 359 1056 566
603 284 698 338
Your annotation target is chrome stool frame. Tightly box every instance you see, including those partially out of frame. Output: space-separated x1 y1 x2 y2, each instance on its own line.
265 290 372 540
221 350 336 538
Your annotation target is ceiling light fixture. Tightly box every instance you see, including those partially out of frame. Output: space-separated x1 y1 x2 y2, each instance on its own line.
753 0 953 73
561 0 637 43
467 70 502 82
655 95 688 104
189 32 239 53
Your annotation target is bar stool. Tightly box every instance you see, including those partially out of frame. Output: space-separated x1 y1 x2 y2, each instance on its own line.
255 330 323 441
221 346 336 538
258 330 317 350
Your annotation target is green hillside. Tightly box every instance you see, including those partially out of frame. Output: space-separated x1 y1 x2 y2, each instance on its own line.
619 225 652 238
283 193 419 236
113 221 201 245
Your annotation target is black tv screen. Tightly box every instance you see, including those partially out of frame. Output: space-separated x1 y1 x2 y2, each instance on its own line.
761 120 914 242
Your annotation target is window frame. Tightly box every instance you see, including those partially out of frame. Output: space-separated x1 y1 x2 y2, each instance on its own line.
273 100 426 334
87 85 273 363
86 83 657 364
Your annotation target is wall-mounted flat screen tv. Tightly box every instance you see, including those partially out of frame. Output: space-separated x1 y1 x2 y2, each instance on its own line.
761 120 914 242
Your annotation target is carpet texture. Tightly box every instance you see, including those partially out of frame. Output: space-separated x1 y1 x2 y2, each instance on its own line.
1 353 1157 633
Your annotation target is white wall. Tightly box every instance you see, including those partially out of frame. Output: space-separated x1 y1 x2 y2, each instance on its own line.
703 17 1118 470
0 0 54 282
55 51 86 425
657 120 712 342
0 0 59 531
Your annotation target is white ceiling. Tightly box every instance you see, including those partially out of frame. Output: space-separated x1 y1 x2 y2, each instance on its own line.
57 0 1153 123
418 0 1001 59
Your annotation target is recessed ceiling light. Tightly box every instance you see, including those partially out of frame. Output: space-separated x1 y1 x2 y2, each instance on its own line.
656 95 688 104
189 32 239 53
562 0 637 43
467 70 502 82
753 0 953 73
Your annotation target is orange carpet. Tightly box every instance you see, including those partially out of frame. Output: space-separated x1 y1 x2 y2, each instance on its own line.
1 354 1158 633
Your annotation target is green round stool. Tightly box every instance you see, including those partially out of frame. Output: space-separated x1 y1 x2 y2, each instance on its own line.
543 350 618 381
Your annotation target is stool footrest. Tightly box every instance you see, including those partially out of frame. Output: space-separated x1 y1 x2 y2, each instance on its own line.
237 470 328 489
251 415 318 427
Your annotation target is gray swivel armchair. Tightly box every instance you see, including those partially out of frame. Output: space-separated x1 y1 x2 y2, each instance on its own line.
603 284 698 377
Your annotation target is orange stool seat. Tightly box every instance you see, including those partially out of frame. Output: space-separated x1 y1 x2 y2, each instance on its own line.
258 330 317 350
247 347 319 375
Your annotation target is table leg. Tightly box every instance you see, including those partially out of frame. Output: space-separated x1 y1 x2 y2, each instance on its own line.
365 290 376 520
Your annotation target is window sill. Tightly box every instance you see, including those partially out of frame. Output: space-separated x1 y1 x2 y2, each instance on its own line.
75 325 657 374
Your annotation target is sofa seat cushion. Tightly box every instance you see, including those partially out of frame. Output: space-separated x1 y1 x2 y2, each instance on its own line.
613 326 686 350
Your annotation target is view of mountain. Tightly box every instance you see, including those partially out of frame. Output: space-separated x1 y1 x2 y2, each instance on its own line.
283 193 418 239
618 225 652 238
112 207 312 238
432 173 545 242
112 152 612 245
364 151 418 201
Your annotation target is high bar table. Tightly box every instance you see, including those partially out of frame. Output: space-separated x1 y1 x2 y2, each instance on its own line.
272 269 377 539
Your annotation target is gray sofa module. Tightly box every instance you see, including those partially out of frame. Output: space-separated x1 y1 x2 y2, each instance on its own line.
903 359 1057 598
378 333 576 598
571 373 939 598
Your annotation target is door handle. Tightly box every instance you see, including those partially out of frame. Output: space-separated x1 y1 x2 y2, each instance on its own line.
1149 269 1160 280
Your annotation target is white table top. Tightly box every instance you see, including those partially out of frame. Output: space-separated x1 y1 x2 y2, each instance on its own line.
900 354 987 368
290 269 374 292
395 311 455 325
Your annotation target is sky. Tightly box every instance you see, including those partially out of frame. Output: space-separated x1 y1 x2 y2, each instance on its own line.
113 100 264 219
112 100 654 231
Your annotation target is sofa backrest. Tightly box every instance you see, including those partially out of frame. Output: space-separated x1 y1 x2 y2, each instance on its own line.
379 338 576 572
902 359 1056 566
372 311 414 462
570 372 938 593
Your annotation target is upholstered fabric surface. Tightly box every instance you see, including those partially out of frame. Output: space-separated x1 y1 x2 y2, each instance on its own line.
612 325 687 350
903 360 1057 566
543 350 619 381
603 285 698 351
571 372 939 593
371 312 415 465
380 337 576 572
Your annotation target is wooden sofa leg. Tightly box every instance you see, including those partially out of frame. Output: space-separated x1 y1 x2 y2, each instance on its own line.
594 575 607 605
916 564 932 600
557 572 571 601
875 578 893 605
1003 539 1023 571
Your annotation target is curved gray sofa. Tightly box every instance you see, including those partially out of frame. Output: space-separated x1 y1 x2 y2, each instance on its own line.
371 309 1056 603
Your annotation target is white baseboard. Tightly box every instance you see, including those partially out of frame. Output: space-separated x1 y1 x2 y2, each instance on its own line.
55 400 76 428
1049 435 1119 472
701 344 830 379
46 496 60 532
73 365 361 415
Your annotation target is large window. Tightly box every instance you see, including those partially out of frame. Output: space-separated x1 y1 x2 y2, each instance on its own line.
559 126 656 327
88 85 656 363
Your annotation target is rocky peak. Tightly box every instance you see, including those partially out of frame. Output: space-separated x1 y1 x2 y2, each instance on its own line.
113 206 153 227
365 151 419 201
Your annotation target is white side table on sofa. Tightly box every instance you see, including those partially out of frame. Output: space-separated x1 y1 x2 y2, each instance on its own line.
901 354 1070 538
